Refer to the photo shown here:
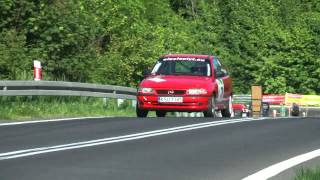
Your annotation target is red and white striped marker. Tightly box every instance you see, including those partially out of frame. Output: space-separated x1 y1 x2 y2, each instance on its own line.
33 60 42 81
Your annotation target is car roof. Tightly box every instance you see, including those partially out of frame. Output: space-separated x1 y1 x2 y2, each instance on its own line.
161 54 213 59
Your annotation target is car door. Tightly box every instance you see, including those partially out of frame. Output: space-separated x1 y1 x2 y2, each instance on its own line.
213 57 232 103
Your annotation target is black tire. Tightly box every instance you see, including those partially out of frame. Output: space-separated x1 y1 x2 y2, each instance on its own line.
136 103 148 118
156 111 166 117
291 105 300 116
203 96 216 117
221 96 233 118
291 110 299 116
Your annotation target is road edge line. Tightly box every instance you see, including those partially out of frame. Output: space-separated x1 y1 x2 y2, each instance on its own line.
0 116 112 126
242 149 320 180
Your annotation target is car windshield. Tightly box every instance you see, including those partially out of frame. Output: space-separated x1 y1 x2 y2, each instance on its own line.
151 57 211 77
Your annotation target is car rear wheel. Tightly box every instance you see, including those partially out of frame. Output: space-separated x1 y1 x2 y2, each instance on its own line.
222 96 233 118
203 96 216 117
136 103 148 118
156 111 166 117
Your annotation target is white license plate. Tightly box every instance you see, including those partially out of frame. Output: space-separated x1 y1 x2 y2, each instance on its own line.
158 97 183 103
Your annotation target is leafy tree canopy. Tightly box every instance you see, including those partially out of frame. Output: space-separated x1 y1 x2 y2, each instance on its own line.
0 0 319 94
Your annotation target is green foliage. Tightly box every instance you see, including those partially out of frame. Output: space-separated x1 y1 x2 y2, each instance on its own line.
0 0 319 94
0 96 136 120
295 167 320 180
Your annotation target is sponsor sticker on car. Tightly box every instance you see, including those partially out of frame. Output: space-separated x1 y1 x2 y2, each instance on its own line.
163 57 206 62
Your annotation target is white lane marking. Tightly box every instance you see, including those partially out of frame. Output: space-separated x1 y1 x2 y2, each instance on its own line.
0 118 262 160
0 116 110 126
242 149 320 180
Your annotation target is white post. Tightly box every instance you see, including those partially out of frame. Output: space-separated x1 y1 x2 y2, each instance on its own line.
132 100 137 108
117 99 124 108
273 110 277 118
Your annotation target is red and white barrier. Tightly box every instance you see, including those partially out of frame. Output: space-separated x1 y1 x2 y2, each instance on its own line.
263 94 285 105
33 60 42 81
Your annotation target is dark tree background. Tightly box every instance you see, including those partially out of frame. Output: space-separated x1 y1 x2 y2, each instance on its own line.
0 0 319 94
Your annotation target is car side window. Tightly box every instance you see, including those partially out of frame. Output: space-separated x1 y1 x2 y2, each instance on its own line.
213 57 222 77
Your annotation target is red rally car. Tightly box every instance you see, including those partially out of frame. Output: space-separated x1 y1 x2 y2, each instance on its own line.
136 54 233 118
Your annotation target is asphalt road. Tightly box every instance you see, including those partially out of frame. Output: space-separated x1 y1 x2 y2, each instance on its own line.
0 117 319 180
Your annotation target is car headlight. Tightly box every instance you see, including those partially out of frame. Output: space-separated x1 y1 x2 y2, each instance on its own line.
187 88 208 95
138 87 154 94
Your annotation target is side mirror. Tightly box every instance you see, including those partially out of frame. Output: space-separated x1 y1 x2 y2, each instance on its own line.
216 69 228 78
215 71 225 78
221 69 228 76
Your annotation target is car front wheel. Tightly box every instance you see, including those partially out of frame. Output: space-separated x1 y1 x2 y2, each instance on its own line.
203 96 216 117
156 111 166 117
136 103 148 118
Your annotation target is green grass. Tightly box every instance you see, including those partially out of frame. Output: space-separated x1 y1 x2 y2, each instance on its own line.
295 167 320 180
0 96 136 121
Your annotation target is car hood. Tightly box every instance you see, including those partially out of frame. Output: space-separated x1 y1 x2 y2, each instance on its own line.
140 75 212 89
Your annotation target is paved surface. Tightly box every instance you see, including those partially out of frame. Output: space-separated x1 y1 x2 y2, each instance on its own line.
0 117 319 180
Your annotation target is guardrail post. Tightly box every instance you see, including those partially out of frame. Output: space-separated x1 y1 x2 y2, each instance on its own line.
132 100 137 108
103 97 108 109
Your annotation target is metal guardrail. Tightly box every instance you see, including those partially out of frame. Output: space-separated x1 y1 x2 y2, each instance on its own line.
233 94 251 103
0 81 137 100
0 81 252 102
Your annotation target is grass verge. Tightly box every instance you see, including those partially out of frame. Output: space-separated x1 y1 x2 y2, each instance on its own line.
0 96 136 121
295 167 320 180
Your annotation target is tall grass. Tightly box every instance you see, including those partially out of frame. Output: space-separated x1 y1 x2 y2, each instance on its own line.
0 96 136 121
295 167 320 180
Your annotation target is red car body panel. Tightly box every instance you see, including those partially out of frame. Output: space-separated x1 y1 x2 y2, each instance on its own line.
232 103 246 111
137 54 232 112
232 103 251 117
